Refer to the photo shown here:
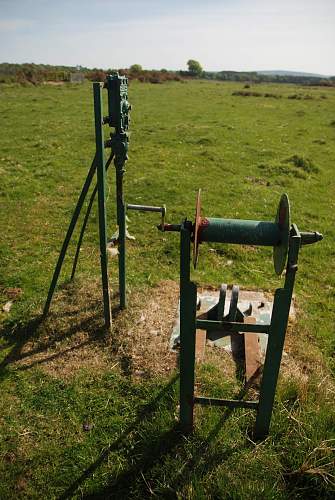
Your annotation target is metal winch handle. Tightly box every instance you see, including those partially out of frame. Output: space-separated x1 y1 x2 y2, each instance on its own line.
127 203 166 226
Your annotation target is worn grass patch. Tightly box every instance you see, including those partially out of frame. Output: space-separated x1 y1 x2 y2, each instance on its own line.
258 154 319 182
1 278 179 381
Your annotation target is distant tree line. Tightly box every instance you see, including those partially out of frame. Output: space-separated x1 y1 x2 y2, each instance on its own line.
0 62 334 87
202 70 335 86
0 62 182 85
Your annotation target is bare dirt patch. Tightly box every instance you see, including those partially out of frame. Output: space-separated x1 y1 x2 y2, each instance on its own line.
113 280 179 379
10 279 179 380
8 278 332 403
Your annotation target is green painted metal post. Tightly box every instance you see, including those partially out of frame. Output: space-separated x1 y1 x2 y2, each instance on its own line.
105 73 130 310
179 221 197 432
110 138 128 311
115 160 126 309
254 227 301 439
93 82 112 331
43 155 97 317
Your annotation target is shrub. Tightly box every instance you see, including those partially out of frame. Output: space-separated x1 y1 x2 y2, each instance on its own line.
264 93 282 98
85 70 106 82
149 76 162 84
187 59 203 77
129 64 143 73
232 90 262 97
287 155 319 173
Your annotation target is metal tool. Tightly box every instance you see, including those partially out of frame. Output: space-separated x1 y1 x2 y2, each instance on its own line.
160 189 322 439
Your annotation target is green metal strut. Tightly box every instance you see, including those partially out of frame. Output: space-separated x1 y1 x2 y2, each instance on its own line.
179 221 197 432
94 82 112 331
43 154 98 318
70 152 114 281
253 224 301 439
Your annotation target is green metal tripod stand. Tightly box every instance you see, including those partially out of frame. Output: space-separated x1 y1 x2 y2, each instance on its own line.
43 73 166 330
43 73 131 331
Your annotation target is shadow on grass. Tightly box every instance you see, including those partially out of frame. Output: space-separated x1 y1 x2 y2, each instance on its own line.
60 379 254 499
0 316 44 378
0 289 123 379
59 374 180 499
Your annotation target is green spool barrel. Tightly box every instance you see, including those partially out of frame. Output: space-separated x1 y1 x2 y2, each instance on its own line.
200 218 281 246
193 192 291 275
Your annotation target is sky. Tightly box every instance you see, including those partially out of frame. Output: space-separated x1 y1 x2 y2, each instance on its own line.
0 0 334 75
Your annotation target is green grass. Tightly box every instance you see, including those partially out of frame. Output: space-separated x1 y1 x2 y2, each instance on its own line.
0 80 334 498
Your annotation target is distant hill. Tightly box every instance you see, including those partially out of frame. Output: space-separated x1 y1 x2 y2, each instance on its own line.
257 70 330 78
202 69 334 86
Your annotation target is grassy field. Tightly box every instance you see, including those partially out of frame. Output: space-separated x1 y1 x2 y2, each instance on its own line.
0 79 334 498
